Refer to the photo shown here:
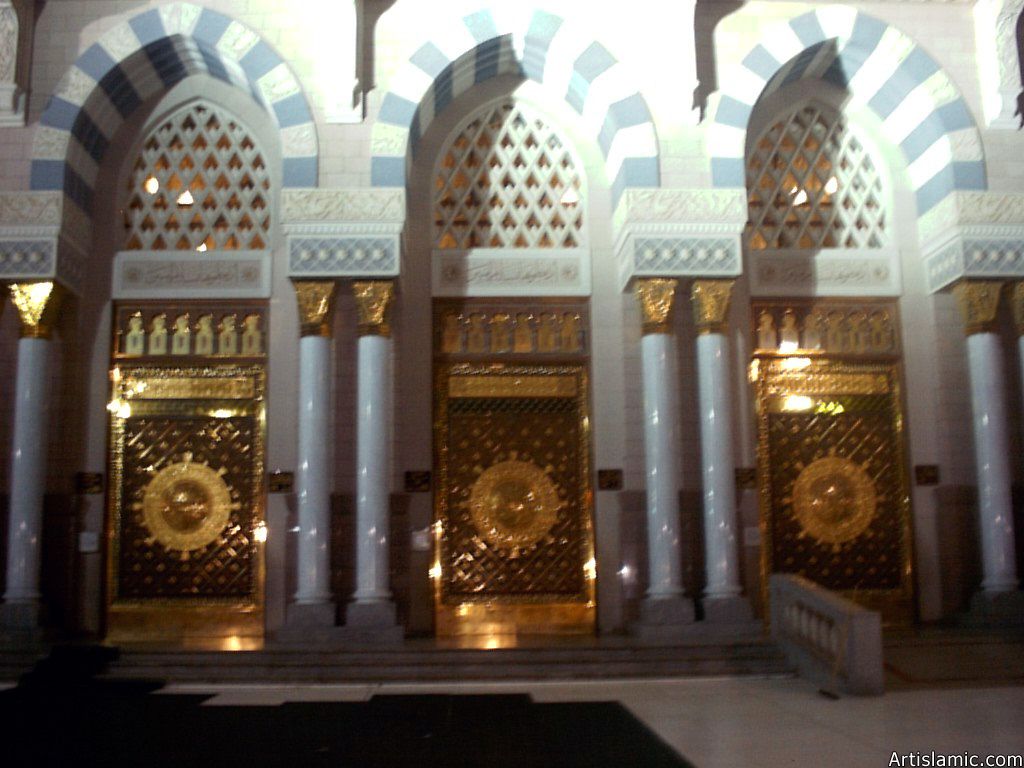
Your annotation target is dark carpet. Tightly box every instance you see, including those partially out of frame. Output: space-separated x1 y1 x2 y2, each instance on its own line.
0 646 693 768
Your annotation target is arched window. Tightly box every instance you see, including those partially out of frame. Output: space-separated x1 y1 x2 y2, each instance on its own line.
123 102 271 251
433 101 583 250
746 103 885 251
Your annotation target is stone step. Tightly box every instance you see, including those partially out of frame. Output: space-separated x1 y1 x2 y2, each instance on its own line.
102 640 794 683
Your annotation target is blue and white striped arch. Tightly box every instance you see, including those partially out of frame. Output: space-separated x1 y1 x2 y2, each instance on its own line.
370 7 659 208
30 3 318 213
709 6 986 216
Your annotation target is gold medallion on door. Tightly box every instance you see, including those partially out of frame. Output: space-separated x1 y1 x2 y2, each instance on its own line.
433 364 595 637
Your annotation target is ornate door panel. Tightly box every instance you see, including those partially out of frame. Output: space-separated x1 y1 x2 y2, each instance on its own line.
107 365 266 641
434 364 595 636
755 358 914 622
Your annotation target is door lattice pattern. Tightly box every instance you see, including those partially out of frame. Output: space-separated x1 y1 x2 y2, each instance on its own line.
757 359 913 618
434 102 583 250
442 395 585 600
746 103 885 250
124 102 271 252
117 415 257 599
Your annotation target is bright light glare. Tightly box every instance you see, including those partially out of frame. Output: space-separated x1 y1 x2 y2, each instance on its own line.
781 395 813 412
177 190 194 206
780 356 811 371
253 521 268 543
778 340 799 354
824 176 838 195
144 176 159 195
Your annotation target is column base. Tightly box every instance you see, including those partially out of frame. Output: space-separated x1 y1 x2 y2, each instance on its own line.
962 590 1024 628
0 601 44 631
702 595 755 624
272 601 404 647
630 596 695 641
273 602 343 645
343 601 404 644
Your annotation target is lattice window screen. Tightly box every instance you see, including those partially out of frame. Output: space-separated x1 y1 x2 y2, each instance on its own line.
746 104 886 250
434 102 583 250
124 102 271 251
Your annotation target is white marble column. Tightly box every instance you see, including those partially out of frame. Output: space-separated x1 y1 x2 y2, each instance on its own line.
953 281 1018 594
348 281 397 627
290 281 338 611
634 279 693 626
2 282 61 629
691 280 751 622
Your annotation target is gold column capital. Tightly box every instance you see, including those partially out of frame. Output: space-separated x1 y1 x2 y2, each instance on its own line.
691 279 735 335
951 280 1004 335
1012 282 1024 337
635 278 678 335
353 280 395 337
292 279 337 337
8 281 63 339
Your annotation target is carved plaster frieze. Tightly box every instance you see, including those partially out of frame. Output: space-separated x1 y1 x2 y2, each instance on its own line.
0 191 63 227
919 191 1024 292
613 189 747 289
613 188 747 231
282 188 405 224
750 251 901 298
113 250 271 299
433 249 590 297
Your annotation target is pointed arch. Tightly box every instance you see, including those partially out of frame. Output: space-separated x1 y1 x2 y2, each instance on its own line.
30 3 318 214
709 6 986 216
370 6 659 208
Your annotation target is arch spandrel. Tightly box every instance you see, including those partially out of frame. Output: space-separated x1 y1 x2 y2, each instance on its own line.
370 6 660 214
710 6 985 222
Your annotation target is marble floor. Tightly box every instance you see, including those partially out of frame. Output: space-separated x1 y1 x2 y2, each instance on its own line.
153 677 1024 768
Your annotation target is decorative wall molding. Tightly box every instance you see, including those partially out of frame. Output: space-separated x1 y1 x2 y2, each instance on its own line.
432 249 590 297
113 251 271 299
925 238 1024 292
749 251 901 298
282 188 405 224
920 192 1024 292
0 239 56 278
283 189 404 278
613 188 746 288
289 237 399 277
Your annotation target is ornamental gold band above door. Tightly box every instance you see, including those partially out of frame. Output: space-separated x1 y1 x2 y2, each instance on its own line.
432 300 595 637
106 302 268 642
752 299 914 624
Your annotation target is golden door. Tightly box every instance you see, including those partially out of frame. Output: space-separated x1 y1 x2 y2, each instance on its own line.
433 364 595 637
106 305 267 644
755 357 914 623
